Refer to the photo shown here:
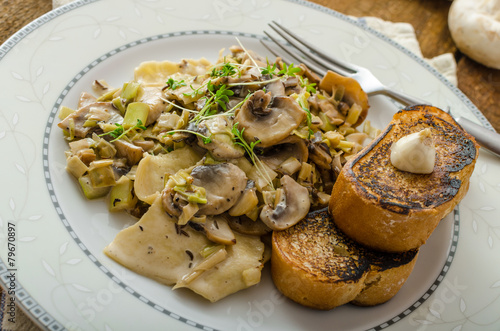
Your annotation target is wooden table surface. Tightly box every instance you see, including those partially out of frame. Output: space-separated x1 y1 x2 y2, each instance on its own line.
0 0 498 329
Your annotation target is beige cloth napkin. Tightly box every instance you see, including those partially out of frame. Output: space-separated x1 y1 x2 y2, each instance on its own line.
360 16 457 85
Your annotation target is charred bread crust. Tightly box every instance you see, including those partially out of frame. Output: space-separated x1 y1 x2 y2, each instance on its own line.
352 247 419 306
271 209 418 310
329 105 479 252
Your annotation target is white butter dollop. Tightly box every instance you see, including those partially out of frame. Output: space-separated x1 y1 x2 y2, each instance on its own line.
390 128 435 174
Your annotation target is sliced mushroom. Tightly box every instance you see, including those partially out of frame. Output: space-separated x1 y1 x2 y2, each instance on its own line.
161 187 185 217
260 175 310 230
260 135 309 172
78 92 97 109
264 80 285 97
235 90 306 148
227 215 272 236
191 163 247 215
204 215 236 245
136 86 167 126
197 116 244 160
58 102 120 138
299 63 321 85
317 97 346 126
319 70 369 127
113 139 143 165
228 180 259 216
92 80 110 96
283 76 301 95
308 137 333 170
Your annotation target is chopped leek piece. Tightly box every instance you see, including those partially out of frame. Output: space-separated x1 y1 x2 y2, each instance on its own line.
177 201 199 225
346 103 362 125
109 176 137 212
112 97 126 114
78 175 110 199
123 102 149 129
338 140 355 153
200 244 225 259
88 163 116 188
96 87 120 101
120 81 140 101
318 112 335 132
278 157 302 176
95 138 117 158
66 155 88 178
58 106 75 120
173 185 207 204
228 187 258 216
83 120 97 127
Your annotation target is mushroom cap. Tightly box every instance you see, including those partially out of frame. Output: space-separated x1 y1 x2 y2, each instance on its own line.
448 0 500 69
260 175 311 230
197 116 245 160
191 163 247 215
260 135 309 171
235 91 306 148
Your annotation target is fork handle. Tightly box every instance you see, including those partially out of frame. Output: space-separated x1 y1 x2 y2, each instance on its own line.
455 117 500 157
376 88 429 106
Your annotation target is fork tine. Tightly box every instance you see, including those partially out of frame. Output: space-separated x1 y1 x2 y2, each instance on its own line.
267 24 351 77
259 40 297 67
270 21 357 75
261 33 328 77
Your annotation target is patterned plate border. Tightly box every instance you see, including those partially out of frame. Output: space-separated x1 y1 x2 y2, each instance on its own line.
42 30 460 331
0 0 469 330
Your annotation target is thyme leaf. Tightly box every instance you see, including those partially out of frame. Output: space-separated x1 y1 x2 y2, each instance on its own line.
166 78 186 90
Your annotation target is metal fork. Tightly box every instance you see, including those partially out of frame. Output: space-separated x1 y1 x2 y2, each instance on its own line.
262 21 427 106
261 21 500 157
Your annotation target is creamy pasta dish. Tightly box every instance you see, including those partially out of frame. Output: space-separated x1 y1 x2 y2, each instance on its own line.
57 45 377 302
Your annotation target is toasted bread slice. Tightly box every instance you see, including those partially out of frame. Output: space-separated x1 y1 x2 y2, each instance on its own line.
329 105 479 252
271 209 418 310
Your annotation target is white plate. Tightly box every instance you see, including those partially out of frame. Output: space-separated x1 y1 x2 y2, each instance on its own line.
1 1 499 330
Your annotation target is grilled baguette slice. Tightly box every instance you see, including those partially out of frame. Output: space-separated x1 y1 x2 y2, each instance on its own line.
329 105 479 252
271 209 418 310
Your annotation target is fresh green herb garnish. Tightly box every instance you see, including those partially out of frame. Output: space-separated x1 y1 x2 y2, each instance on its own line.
211 61 238 78
166 78 186 90
297 101 314 139
231 124 261 157
232 123 274 189
299 76 317 94
99 119 147 142
279 62 301 76
183 84 206 98
261 60 278 76
207 82 234 111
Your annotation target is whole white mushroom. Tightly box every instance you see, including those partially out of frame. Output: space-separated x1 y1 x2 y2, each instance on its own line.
448 0 500 69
